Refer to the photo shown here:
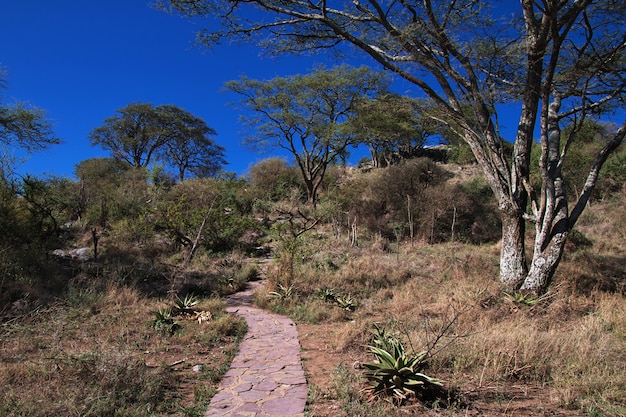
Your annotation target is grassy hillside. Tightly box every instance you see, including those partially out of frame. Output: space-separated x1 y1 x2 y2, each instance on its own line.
1 159 623 416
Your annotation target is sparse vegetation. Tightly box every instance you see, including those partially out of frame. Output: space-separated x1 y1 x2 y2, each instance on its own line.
1 141 623 416
0 283 246 416
296 225 625 416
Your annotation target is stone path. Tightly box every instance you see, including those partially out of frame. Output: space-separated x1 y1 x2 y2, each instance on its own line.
204 280 308 417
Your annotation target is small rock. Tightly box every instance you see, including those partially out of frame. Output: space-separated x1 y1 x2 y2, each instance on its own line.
192 364 204 372
69 247 93 261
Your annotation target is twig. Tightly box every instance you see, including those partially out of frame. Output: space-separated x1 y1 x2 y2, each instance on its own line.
169 358 187 367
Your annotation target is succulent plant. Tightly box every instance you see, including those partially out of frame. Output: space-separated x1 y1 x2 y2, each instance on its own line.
175 293 199 313
363 324 442 401
269 284 295 300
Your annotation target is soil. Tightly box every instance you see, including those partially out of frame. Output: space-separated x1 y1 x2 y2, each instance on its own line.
297 322 585 417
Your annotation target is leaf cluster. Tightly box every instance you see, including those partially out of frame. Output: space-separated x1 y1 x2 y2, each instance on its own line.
316 287 357 311
1 73 59 152
363 324 442 402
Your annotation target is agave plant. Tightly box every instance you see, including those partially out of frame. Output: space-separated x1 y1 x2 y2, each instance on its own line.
152 308 180 335
504 290 554 307
174 293 199 315
269 284 295 301
363 325 442 401
316 287 337 303
335 294 357 311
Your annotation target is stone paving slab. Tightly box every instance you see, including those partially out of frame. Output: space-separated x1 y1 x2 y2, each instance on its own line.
204 281 307 417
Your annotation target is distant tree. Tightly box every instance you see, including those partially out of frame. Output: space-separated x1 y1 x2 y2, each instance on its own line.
1 71 59 178
89 103 223 178
156 104 226 181
247 157 303 202
89 103 166 168
164 0 626 295
350 94 439 167
225 65 389 206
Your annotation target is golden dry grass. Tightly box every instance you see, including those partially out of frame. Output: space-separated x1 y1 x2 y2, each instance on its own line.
270 203 625 416
0 282 246 417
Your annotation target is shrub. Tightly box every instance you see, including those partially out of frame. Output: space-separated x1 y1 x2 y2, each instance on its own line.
341 158 448 239
247 157 304 201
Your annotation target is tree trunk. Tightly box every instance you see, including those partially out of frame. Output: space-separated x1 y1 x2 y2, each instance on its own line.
499 211 528 291
520 233 567 293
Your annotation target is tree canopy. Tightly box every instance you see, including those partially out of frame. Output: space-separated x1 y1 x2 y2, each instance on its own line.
156 104 226 181
89 102 225 180
1 72 59 175
226 64 389 206
163 0 626 294
350 94 439 167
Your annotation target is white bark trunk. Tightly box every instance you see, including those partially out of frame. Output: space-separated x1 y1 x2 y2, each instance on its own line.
520 232 567 293
499 212 528 291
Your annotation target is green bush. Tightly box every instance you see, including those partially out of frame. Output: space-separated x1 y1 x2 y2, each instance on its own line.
341 158 448 239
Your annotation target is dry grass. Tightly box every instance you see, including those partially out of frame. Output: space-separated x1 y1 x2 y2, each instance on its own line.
0 281 246 417
271 203 625 416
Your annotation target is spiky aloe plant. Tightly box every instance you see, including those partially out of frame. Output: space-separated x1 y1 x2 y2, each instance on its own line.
316 287 337 303
269 284 295 301
174 293 199 316
335 294 357 311
152 308 180 335
363 325 442 401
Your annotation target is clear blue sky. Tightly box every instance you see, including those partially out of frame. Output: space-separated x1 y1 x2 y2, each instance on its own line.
0 0 348 179
2 2 529 181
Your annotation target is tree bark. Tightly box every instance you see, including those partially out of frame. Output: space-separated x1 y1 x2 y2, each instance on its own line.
499 210 528 291
521 233 567 293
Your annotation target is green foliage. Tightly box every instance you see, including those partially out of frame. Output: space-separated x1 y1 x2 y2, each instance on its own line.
175 293 199 313
156 104 226 181
154 177 259 253
152 307 180 335
335 294 358 311
1 73 59 151
269 283 295 301
363 324 442 402
532 119 626 202
598 145 626 197
341 158 448 239
215 260 259 294
350 94 436 167
226 64 390 206
446 142 476 165
316 287 357 311
19 175 80 247
247 157 304 202
235 263 260 282
316 287 337 303
504 291 554 307
76 162 150 228
89 102 223 178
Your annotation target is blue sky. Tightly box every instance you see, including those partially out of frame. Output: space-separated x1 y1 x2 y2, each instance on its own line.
1 2 534 181
1 0 350 179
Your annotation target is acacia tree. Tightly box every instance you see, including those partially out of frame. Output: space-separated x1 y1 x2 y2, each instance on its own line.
350 94 438 167
157 104 226 181
89 103 164 168
90 102 224 178
163 0 625 294
1 72 58 178
225 65 389 206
